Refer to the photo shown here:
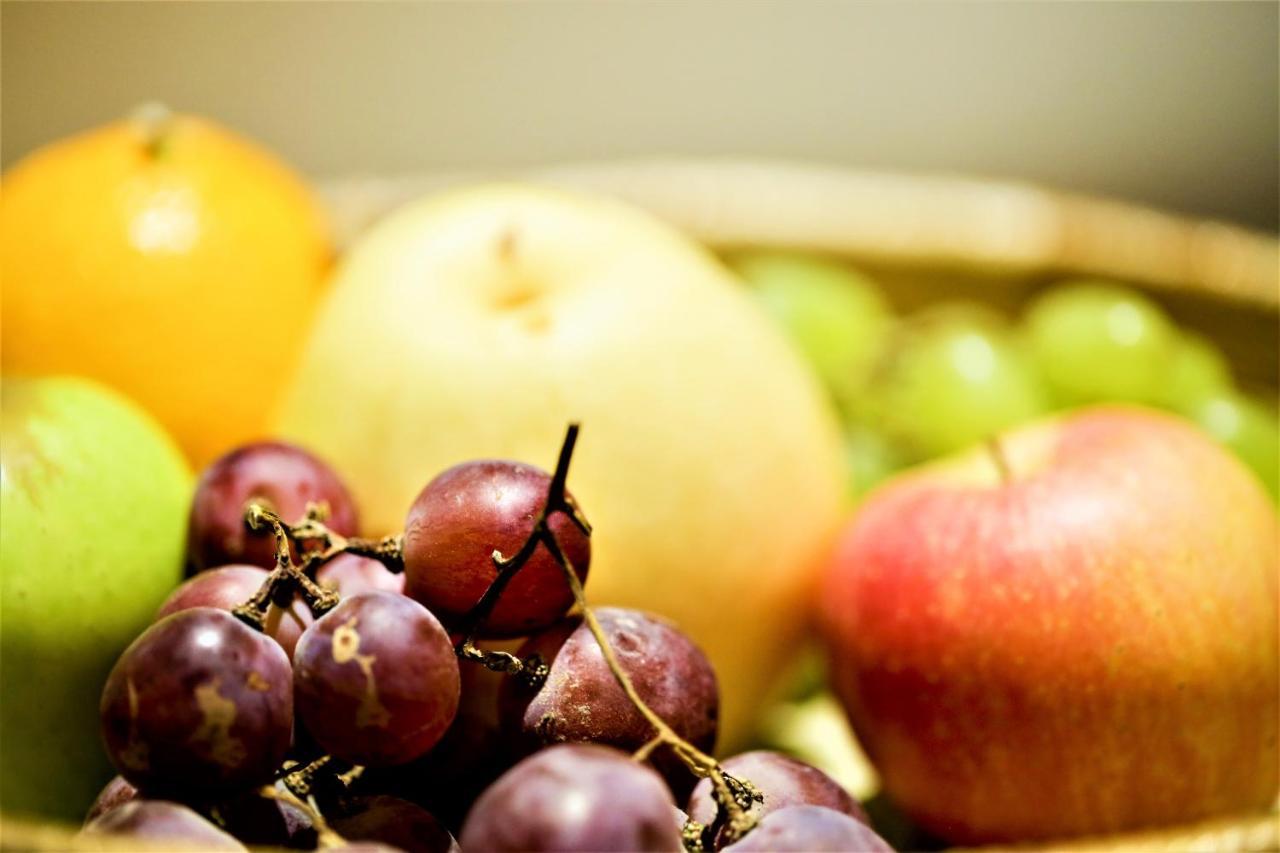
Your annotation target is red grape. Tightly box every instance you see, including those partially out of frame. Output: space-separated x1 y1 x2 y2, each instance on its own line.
188 441 358 570
499 607 718 794
459 743 683 852
85 775 138 824
317 553 405 597
721 804 894 852
686 750 866 826
81 800 245 850
329 795 459 853
156 565 313 657
292 592 460 766
402 460 590 637
99 608 293 796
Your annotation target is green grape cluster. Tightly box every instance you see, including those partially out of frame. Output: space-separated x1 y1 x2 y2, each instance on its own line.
734 254 1278 503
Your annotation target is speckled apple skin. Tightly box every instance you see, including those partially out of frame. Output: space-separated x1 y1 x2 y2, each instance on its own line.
819 406 1279 844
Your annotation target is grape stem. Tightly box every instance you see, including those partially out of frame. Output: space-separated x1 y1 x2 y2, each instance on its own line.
469 424 761 848
258 783 346 849
232 504 341 629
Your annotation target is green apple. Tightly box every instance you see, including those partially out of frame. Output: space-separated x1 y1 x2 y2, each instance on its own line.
1023 281 1178 406
844 425 903 499
273 185 846 748
1 376 190 820
730 251 894 413
868 304 1051 459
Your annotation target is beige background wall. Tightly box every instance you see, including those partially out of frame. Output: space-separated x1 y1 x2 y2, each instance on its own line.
3 1 1277 230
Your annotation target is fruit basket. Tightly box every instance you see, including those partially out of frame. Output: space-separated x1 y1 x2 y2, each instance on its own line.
3 160 1276 853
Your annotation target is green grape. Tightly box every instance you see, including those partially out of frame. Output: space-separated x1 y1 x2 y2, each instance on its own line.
1023 281 1178 405
732 251 894 411
844 425 903 500
868 304 1052 460
1159 332 1231 411
1183 390 1279 500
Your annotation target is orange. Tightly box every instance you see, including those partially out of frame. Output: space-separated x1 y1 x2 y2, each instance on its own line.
1 107 332 467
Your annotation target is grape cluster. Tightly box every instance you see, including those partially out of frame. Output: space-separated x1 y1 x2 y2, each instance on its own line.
734 252 1279 503
82 428 895 852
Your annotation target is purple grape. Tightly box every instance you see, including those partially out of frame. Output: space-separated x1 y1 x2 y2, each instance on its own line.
156 564 314 657
686 751 867 826
317 553 406 597
329 795 459 853
99 608 293 796
500 607 718 794
85 775 138 824
721 805 894 852
459 743 683 852
188 441 359 570
213 783 318 849
80 800 245 850
292 592 460 766
402 460 590 637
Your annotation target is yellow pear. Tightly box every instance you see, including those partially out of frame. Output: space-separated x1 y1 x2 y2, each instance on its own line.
273 185 844 747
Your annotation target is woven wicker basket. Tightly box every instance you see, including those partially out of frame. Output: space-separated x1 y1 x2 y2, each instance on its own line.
3 162 1276 852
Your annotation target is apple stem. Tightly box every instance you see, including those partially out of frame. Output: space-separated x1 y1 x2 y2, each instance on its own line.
985 435 1014 485
475 424 761 850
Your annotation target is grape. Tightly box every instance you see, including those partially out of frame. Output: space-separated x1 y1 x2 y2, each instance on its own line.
1023 281 1177 406
500 607 718 795
686 750 866 826
403 460 590 637
459 743 683 852
317 553 406 597
361 652 515 828
99 608 293 796
721 805 893 852
867 304 1050 459
292 592 460 766
731 252 894 409
329 795 459 853
213 783 318 850
1159 332 1231 411
188 441 359 570
1182 390 1279 500
81 800 246 851
85 775 137 824
156 565 313 657
844 426 902 499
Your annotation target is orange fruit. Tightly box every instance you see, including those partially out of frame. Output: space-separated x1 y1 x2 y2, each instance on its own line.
1 107 332 467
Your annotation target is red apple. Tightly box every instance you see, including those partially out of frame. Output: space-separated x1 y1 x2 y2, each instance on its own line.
818 406 1278 844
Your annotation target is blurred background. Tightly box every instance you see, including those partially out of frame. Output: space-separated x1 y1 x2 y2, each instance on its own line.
4 1 1277 230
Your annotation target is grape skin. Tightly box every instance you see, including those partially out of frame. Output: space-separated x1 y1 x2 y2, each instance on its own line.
81 800 246 851
84 775 138 824
156 564 313 657
329 794 460 853
188 440 359 570
459 743 684 852
99 608 293 796
500 607 718 795
686 750 866 826
722 804 894 852
402 460 590 637
317 553 406 597
293 592 460 766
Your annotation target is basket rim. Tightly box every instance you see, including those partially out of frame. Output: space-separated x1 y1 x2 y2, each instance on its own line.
318 158 1279 309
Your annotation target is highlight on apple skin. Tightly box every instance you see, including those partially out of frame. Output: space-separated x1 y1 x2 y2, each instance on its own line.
818 405 1279 845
